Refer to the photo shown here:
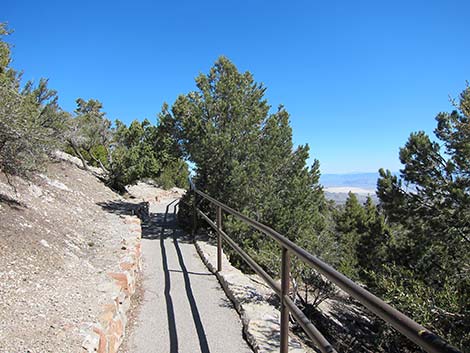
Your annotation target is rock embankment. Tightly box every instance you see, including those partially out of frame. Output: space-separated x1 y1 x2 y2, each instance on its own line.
0 154 142 353
194 238 313 353
81 215 142 353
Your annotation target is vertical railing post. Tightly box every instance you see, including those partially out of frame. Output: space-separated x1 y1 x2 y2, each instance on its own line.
280 247 290 353
216 206 222 272
192 190 197 237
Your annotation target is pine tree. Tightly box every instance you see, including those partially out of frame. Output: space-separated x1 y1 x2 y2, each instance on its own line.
65 98 111 171
107 119 160 190
355 196 389 287
171 56 335 285
107 116 189 191
377 86 470 350
335 192 365 279
0 23 67 177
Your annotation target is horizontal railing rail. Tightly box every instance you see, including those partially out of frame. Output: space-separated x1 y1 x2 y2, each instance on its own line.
186 179 461 353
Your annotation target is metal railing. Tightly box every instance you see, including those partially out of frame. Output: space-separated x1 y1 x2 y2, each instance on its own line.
187 180 461 353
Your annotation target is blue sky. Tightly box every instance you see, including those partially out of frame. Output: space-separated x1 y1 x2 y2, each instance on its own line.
3 0 469 173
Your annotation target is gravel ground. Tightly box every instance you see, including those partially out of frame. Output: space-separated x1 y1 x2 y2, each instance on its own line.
0 156 133 353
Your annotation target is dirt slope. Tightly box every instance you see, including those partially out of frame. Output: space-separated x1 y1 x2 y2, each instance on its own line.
0 154 138 353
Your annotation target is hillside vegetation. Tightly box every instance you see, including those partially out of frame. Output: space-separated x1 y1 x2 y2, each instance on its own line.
0 153 137 352
168 59 469 352
0 24 188 193
0 21 468 352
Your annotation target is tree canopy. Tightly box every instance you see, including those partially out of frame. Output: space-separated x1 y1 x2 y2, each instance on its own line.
170 57 336 288
0 23 188 191
375 86 470 350
0 24 67 177
107 116 189 191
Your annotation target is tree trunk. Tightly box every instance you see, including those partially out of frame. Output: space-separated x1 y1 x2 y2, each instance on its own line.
70 144 88 170
88 151 109 174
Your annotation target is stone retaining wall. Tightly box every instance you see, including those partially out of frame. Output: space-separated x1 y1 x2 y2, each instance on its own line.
82 215 142 353
194 237 312 353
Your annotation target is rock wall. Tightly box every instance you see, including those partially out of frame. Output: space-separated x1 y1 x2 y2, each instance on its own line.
194 238 313 353
82 215 142 353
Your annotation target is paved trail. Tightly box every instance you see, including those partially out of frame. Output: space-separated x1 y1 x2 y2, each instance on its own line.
122 198 252 353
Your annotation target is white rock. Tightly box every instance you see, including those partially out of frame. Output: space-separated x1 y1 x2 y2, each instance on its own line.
81 327 100 353
40 239 50 248
28 183 43 198
195 239 314 353
39 174 71 192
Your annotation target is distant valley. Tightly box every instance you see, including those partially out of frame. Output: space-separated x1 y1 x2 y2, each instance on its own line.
320 172 379 205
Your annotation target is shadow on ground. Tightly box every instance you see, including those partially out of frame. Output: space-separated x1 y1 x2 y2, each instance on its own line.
153 206 211 353
292 298 417 353
96 200 142 217
0 193 26 210
99 198 212 353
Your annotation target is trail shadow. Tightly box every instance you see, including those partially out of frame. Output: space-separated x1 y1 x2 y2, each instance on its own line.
160 216 179 353
143 200 210 353
292 298 401 353
172 225 211 353
0 193 26 210
218 296 236 309
96 199 141 216
168 269 212 276
142 211 192 243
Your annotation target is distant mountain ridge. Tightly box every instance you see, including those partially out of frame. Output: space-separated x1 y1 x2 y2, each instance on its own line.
320 172 379 191
320 172 380 205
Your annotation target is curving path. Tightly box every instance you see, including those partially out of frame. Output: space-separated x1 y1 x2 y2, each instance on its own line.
121 198 252 353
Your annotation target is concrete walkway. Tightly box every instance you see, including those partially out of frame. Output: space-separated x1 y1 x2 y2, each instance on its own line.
121 198 252 353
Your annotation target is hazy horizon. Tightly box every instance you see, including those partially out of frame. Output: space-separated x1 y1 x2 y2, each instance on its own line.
320 172 384 194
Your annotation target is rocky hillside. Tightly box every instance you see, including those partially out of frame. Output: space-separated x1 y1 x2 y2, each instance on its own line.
0 153 147 353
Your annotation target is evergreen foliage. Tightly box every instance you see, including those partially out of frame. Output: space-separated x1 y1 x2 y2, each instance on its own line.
107 119 160 190
65 98 112 171
0 23 188 191
0 24 67 177
107 116 189 192
171 57 336 301
375 86 470 351
334 193 389 284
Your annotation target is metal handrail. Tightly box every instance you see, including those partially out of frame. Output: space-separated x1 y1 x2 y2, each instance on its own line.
187 180 461 353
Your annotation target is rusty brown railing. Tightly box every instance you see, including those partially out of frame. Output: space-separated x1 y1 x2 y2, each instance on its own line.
186 180 461 353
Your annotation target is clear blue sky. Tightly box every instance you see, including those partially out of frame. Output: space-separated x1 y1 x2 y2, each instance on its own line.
3 0 469 173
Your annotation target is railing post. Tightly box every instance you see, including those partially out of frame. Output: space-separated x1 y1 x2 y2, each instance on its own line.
192 191 197 237
216 206 222 272
280 247 290 353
